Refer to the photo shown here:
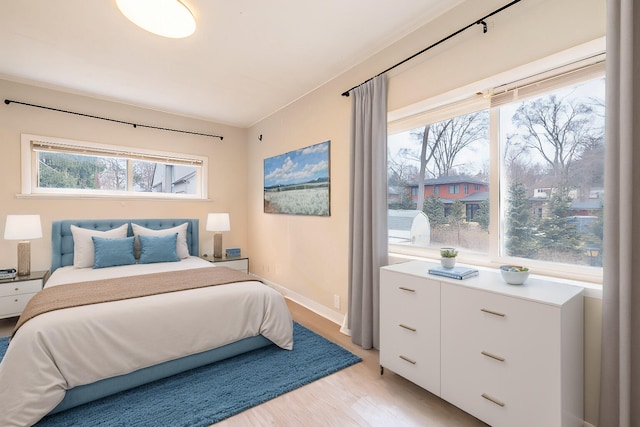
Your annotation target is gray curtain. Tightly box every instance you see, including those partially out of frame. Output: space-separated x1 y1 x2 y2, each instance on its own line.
348 74 388 350
599 1 640 426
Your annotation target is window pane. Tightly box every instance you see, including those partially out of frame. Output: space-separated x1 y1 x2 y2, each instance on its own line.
500 77 605 267
388 110 490 253
133 161 198 194
132 160 157 192
38 152 126 190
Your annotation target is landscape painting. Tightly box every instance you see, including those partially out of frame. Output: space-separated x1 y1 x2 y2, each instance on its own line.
264 140 330 216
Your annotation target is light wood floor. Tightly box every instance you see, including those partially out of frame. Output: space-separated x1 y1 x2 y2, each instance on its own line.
0 300 487 426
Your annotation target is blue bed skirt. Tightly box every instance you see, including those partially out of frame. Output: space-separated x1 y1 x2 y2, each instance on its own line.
50 335 273 414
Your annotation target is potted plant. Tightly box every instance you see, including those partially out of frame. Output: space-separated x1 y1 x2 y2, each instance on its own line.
440 247 458 268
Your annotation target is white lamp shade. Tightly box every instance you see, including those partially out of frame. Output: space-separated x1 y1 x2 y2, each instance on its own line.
116 0 196 39
206 213 230 232
4 215 43 240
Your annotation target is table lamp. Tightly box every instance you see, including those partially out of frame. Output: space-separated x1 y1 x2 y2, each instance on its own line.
206 213 230 259
4 214 43 276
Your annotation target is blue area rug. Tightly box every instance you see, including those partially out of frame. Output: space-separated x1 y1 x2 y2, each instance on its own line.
0 323 361 427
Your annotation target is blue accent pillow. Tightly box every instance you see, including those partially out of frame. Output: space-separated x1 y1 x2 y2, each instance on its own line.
92 236 136 269
138 233 180 264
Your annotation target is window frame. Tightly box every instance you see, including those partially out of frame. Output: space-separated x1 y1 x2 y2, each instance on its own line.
20 134 209 200
387 60 605 285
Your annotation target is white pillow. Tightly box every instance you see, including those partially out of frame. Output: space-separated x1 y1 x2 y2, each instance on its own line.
131 222 189 259
70 224 129 268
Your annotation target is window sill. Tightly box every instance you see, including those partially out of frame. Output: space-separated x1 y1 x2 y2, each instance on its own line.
16 193 212 202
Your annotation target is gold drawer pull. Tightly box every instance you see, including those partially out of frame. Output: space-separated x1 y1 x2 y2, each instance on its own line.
481 308 506 317
399 355 416 365
14 299 19 303
399 324 417 332
15 288 19 291
481 393 506 407
399 286 415 293
481 351 505 362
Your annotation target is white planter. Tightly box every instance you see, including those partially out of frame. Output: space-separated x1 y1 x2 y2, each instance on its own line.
441 257 456 268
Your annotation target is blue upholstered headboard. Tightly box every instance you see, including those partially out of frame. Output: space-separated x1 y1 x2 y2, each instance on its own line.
51 218 199 273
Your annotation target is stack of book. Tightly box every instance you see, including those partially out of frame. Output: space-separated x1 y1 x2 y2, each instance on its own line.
225 248 241 257
428 265 479 280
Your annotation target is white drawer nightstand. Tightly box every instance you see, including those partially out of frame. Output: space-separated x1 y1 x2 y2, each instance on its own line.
0 270 48 319
201 256 249 273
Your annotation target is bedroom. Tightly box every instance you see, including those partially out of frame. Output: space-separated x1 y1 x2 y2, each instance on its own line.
0 0 626 426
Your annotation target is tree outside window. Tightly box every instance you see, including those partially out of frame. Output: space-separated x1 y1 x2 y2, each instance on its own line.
26 135 206 199
387 74 605 272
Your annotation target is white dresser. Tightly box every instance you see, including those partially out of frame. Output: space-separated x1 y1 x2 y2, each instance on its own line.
380 261 584 427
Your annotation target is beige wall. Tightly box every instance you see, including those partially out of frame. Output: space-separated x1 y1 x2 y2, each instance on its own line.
248 0 605 424
0 79 249 271
0 0 605 423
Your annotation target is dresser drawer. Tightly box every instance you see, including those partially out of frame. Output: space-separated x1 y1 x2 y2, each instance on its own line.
380 271 437 323
0 292 37 318
380 323 440 393
214 259 248 273
0 279 43 297
380 270 439 330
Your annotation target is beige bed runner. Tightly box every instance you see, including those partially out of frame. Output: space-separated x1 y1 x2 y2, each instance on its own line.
13 266 255 337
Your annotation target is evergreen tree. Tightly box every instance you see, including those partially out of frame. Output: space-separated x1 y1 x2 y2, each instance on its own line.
476 198 490 232
423 195 445 231
38 153 102 189
505 181 535 257
398 187 416 210
447 199 466 244
537 189 581 257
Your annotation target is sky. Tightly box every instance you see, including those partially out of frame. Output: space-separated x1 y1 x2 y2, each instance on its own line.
264 140 330 188
388 77 605 179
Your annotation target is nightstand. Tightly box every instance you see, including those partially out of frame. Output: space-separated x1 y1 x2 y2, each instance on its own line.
0 270 48 319
201 256 249 273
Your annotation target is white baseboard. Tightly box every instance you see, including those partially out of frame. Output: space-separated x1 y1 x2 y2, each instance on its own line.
253 274 345 326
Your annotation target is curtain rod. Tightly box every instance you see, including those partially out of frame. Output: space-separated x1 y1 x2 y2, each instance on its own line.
341 0 523 97
4 99 224 140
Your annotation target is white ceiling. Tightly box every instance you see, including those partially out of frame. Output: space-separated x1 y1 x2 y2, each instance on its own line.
0 0 460 128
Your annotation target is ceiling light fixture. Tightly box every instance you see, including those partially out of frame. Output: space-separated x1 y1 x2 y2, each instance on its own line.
116 0 196 39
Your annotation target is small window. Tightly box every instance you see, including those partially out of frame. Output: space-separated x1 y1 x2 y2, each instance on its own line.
21 134 208 199
448 185 459 194
434 185 440 195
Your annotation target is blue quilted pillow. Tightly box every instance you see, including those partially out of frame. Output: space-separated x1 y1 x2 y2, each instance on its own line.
138 233 180 264
92 236 136 269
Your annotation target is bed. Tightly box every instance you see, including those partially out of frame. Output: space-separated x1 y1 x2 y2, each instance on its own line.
0 218 293 427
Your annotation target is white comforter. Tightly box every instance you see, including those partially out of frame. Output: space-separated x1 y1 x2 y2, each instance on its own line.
0 257 293 426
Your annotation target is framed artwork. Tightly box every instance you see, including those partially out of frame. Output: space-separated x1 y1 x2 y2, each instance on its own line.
264 140 330 216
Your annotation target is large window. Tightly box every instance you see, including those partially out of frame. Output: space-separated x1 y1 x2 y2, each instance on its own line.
388 62 605 281
21 134 208 199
